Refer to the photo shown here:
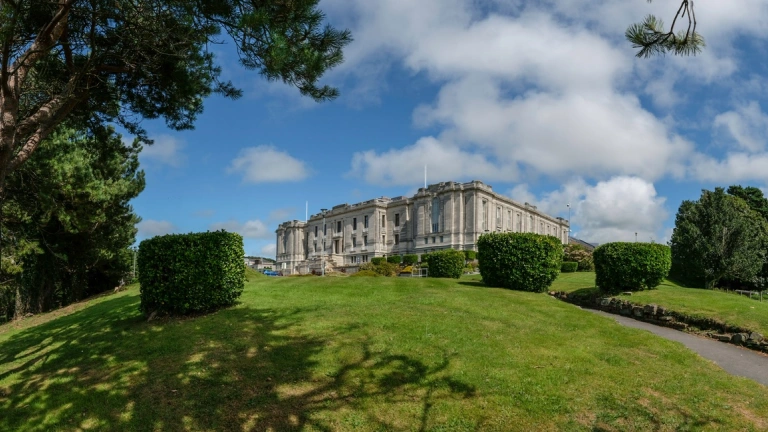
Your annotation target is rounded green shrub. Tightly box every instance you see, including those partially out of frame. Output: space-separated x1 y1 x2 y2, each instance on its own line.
420 253 431 263
425 249 465 279
477 233 563 292
138 230 245 316
402 254 419 266
594 242 671 293
464 250 477 260
386 255 402 265
371 257 386 265
561 261 578 273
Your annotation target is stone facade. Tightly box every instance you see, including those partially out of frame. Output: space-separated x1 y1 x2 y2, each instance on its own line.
275 180 570 275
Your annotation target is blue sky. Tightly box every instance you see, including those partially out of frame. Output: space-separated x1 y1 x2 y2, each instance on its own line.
131 0 768 257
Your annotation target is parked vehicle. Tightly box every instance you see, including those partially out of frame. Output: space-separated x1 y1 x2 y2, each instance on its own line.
263 270 280 276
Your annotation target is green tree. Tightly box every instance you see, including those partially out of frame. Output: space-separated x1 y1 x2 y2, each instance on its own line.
0 0 351 190
669 188 768 289
1 125 144 320
727 185 768 222
626 0 705 58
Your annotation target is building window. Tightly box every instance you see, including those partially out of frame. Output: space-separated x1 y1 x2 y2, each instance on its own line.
362 255 369 263
324 223 327 236
282 234 287 254
364 215 369 228
424 237 428 245
440 236 443 243
364 235 368 246
382 235 386 246
337 221 342 233
382 214 386 228
315 226 318 237
314 243 317 252
352 237 357 247
353 217 357 230
431 197 440 233
432 236 436 244
395 234 400 245
395 213 400 227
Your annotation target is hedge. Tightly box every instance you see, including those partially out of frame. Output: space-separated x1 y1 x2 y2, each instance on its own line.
425 249 465 279
137 230 245 316
351 269 381 277
420 252 431 263
371 257 386 265
464 250 477 260
561 261 578 272
402 254 419 266
477 233 563 292
360 261 398 277
594 242 671 293
387 255 402 264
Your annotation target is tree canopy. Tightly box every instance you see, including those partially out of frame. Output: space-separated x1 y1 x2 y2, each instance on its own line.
0 0 351 190
1 125 144 321
669 188 768 289
626 0 705 58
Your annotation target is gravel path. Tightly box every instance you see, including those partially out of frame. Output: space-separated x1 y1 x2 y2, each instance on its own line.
584 308 768 387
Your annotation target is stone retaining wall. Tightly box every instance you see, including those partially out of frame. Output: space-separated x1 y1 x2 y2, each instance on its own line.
549 291 768 355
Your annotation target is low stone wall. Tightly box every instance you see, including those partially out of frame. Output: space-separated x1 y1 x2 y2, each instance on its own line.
549 291 768 355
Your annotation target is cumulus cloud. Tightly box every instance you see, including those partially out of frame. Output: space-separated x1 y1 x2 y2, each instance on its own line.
713 102 768 152
328 0 768 186
228 145 310 183
268 207 297 223
137 220 177 238
510 177 668 245
209 219 272 239
349 137 512 186
140 135 186 167
334 1 699 184
260 243 277 258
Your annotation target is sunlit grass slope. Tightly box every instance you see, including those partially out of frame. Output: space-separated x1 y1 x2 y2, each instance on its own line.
555 272 768 336
1 274 767 431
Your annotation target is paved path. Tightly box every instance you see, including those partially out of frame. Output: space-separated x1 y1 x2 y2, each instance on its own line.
584 308 768 387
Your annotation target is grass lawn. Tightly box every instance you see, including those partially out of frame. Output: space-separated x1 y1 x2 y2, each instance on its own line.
1 275 768 431
554 272 768 336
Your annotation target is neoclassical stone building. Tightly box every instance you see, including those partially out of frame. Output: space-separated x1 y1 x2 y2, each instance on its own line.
275 180 569 274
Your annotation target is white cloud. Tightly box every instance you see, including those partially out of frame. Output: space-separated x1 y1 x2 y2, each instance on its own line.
209 219 272 239
140 135 186 167
260 243 277 258
349 136 512 186
228 145 310 183
511 177 667 245
689 152 768 183
268 207 297 223
137 220 177 238
713 102 768 152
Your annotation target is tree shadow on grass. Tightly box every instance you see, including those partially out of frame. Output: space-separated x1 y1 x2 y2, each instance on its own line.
0 293 477 431
457 281 488 288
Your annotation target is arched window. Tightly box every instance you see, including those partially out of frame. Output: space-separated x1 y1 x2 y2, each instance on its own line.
432 197 440 232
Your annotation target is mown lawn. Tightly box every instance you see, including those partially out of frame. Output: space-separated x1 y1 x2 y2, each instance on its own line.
554 272 768 336
1 274 768 431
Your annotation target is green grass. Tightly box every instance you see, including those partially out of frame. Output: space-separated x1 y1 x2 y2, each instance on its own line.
1 275 768 431
553 272 768 336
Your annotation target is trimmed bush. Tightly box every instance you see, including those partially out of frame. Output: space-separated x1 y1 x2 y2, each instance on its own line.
477 233 563 292
464 250 477 261
387 255 402 265
360 261 398 277
371 257 386 265
420 252 431 263
425 249 465 279
138 231 245 316
561 261 578 273
594 242 672 293
402 254 419 266
400 266 413 274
